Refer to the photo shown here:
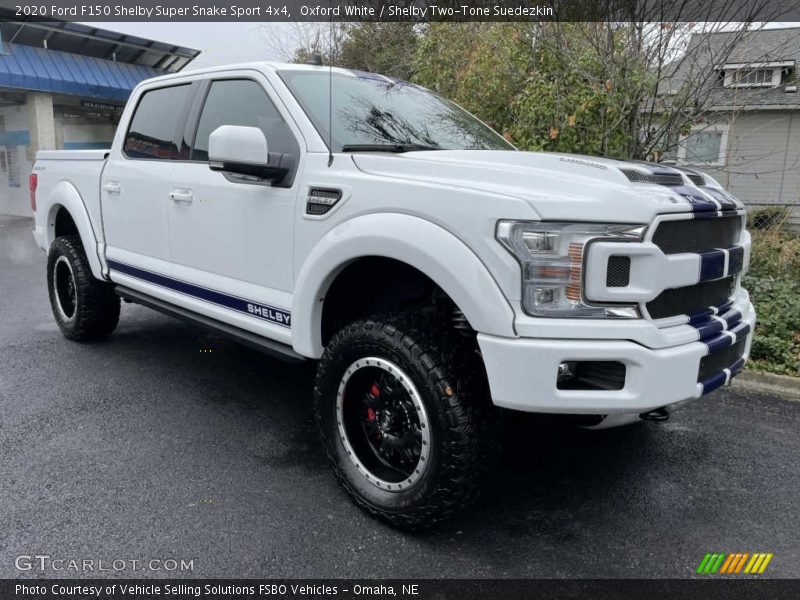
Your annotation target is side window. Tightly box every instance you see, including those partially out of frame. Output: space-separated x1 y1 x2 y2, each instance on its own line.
192 79 299 161
124 84 191 160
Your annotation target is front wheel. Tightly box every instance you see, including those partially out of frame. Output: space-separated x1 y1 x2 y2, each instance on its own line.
314 314 490 529
47 235 120 341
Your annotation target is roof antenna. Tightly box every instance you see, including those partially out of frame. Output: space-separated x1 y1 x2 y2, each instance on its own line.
326 12 334 167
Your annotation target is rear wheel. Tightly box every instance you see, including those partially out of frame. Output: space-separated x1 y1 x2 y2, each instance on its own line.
314 313 490 529
47 235 120 341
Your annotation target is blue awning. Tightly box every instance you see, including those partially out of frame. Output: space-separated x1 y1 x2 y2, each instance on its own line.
0 42 162 101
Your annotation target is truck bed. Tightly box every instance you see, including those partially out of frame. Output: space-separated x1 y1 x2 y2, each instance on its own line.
32 149 109 255
36 149 109 161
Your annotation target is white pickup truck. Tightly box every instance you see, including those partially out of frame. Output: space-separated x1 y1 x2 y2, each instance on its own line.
31 62 755 528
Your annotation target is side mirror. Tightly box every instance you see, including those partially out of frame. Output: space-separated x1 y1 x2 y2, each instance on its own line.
208 125 290 183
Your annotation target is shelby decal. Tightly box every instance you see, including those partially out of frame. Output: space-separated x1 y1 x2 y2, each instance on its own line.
106 260 292 329
247 303 291 327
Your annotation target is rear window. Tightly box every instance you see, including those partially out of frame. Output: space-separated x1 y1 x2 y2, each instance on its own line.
124 84 192 160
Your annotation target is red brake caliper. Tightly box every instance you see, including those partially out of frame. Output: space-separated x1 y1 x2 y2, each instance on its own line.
366 383 380 423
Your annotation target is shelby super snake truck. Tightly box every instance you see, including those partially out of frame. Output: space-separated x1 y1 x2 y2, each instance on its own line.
30 62 754 528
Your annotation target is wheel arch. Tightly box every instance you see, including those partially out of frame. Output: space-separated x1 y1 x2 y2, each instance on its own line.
292 213 516 358
44 182 104 280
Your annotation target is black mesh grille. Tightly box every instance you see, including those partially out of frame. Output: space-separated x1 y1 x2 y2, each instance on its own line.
647 277 735 320
606 256 631 287
687 174 705 186
306 188 341 216
620 169 684 186
697 338 747 382
652 216 741 255
306 203 331 215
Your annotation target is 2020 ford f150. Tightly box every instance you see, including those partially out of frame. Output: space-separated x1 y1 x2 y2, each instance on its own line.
31 62 755 528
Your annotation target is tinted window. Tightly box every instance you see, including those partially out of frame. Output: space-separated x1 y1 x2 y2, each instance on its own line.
192 79 298 161
277 70 513 152
124 84 191 160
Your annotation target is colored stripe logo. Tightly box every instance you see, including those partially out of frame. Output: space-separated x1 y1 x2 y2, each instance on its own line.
107 260 292 328
697 552 773 574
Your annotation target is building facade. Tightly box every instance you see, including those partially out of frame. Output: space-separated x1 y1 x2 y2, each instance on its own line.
0 18 198 216
663 27 800 226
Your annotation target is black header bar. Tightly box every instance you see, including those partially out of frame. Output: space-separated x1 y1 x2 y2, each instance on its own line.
0 0 798 22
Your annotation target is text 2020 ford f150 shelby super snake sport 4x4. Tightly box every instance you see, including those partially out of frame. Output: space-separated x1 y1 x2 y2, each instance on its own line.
30 63 755 528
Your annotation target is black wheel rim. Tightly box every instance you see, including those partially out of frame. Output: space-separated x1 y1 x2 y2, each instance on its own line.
53 256 77 321
336 357 431 491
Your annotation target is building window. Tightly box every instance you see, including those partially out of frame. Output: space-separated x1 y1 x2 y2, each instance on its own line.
677 125 728 167
721 62 792 88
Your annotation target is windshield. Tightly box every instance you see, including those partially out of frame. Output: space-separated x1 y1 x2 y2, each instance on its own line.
277 69 515 152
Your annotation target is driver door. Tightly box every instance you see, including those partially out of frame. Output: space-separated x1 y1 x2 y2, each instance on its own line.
166 75 302 341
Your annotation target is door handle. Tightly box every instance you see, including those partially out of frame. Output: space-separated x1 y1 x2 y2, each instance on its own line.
102 182 121 194
169 189 194 205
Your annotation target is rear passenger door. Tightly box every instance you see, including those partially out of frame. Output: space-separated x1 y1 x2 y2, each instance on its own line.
166 74 302 343
103 83 194 288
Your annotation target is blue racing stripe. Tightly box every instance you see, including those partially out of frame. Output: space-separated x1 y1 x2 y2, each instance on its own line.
729 357 746 376
700 187 740 210
698 321 749 353
728 246 745 275
107 260 292 328
696 320 725 341
688 299 735 324
701 371 728 394
700 249 726 281
671 185 719 212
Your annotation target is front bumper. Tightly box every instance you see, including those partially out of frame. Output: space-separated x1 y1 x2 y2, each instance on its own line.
478 301 755 415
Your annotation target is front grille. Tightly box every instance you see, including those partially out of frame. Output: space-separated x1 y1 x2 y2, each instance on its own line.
620 169 684 186
606 255 631 287
647 277 735 319
652 215 741 254
698 338 747 382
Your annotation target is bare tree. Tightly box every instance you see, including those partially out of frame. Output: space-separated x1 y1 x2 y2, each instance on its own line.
258 22 349 64
528 0 800 160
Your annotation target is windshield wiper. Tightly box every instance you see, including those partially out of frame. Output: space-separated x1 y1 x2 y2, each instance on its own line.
340 143 441 153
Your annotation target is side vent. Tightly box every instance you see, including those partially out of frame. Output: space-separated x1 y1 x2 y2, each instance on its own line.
306 188 342 216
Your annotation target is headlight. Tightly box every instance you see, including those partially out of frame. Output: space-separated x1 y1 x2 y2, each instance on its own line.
496 221 645 318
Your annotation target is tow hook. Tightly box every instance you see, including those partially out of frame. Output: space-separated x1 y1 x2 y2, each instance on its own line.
640 407 670 422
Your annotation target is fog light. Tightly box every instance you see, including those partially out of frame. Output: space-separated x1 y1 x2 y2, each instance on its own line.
557 361 627 391
557 361 576 382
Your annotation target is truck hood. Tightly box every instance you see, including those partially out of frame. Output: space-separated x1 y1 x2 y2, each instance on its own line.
351 150 741 222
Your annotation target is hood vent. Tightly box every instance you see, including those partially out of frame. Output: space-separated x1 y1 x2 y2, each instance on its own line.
686 173 705 186
306 188 342 215
620 168 684 187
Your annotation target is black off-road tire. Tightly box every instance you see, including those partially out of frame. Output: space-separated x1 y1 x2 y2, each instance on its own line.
314 313 491 530
47 235 120 341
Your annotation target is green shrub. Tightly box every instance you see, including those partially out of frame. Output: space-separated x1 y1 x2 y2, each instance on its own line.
743 275 800 375
744 218 800 376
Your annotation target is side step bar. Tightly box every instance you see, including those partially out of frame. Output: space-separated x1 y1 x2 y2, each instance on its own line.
115 286 306 363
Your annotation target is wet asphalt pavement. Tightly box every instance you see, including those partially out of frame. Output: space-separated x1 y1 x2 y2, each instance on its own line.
1 215 799 579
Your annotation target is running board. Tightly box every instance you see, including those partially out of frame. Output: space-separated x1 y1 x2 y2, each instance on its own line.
115 286 306 363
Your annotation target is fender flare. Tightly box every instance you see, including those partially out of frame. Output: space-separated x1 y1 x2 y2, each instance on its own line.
44 181 104 280
292 213 516 358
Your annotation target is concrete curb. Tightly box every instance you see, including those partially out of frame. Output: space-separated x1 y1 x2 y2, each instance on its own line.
733 370 800 399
